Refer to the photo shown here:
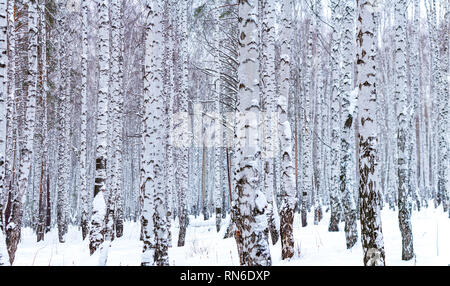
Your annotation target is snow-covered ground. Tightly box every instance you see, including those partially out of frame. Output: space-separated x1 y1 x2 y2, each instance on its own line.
13 205 450 266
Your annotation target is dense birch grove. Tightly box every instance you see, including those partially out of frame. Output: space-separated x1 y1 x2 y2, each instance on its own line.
0 0 449 266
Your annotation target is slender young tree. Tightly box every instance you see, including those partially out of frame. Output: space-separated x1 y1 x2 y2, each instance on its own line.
0 0 9 266
329 0 342 232
36 0 48 243
340 0 358 248
278 0 296 260
436 0 449 218
356 0 386 266
394 0 414 261
301 0 314 228
89 0 110 256
176 0 190 248
261 0 280 245
79 0 89 241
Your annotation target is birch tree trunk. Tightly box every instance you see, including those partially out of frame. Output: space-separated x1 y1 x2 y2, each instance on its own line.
340 0 358 249
436 0 449 218
80 0 89 241
278 0 296 260
56 0 69 244
36 0 48 243
395 0 414 261
0 0 9 266
143 0 168 266
356 0 385 266
4 0 16 233
261 0 280 245
105 0 124 244
163 0 174 245
89 0 110 256
176 0 189 248
213 0 222 233
328 0 342 232
301 3 314 228
6 0 38 264
234 0 271 266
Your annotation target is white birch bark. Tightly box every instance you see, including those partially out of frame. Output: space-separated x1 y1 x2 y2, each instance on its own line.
0 0 8 266
36 0 48 243
141 0 168 266
213 0 222 233
356 0 385 266
89 0 110 256
105 0 124 244
301 3 314 228
234 0 271 266
261 0 280 246
436 0 449 217
328 0 342 232
278 0 296 260
176 0 189 248
7 0 38 264
80 0 89 241
340 0 358 248
162 0 174 245
394 0 414 261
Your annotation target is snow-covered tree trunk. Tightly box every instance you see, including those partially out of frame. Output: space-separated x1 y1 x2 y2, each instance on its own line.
4 0 16 227
301 3 314 228
56 0 70 244
142 0 168 266
436 0 449 218
177 0 189 248
89 0 110 256
163 0 174 245
0 0 5 226
36 0 48 243
278 0 296 260
312 0 324 226
328 0 342 232
395 0 414 261
6 0 38 264
234 0 271 266
105 0 124 244
0 0 9 266
261 0 279 245
409 0 422 212
80 0 89 241
213 0 222 233
356 0 385 266
340 0 358 248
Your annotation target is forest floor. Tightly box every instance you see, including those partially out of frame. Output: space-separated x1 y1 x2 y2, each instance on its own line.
13 204 450 266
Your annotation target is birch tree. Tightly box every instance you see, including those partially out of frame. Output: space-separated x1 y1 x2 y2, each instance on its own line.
436 0 449 218
395 0 414 261
79 0 89 241
105 0 124 244
89 0 110 256
301 0 314 228
234 0 271 266
261 0 279 245
340 0 358 248
176 0 190 248
140 0 169 266
329 0 342 232
5 0 38 265
356 0 385 266
0 0 9 266
278 0 296 260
